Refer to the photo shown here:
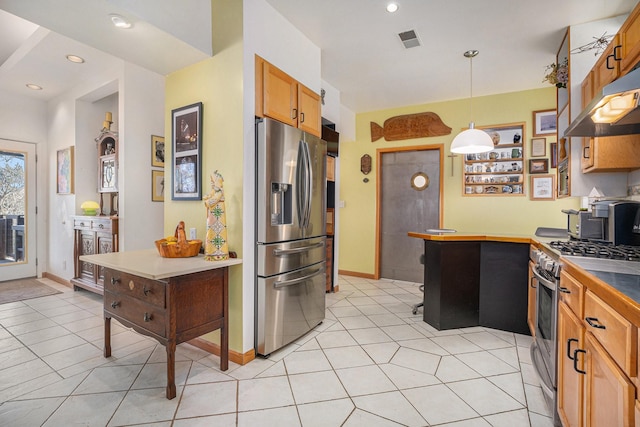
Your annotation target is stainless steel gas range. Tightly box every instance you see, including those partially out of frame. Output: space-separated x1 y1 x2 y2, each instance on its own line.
530 238 640 425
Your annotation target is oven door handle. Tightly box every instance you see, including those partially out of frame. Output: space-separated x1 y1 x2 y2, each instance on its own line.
532 267 556 290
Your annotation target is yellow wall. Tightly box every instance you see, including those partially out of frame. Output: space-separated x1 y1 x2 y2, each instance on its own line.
338 87 579 276
163 1 244 352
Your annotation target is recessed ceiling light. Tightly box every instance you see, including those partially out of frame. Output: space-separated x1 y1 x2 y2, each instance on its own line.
26 84 42 91
66 54 85 63
109 14 132 29
386 3 399 13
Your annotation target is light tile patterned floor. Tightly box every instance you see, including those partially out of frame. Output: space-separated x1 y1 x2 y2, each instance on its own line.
0 276 554 426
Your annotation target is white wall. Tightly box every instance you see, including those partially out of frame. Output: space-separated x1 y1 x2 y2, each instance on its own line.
568 15 630 197
242 0 322 352
46 60 165 281
0 92 48 276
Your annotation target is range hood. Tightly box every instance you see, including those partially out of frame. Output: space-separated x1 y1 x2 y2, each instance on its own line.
565 66 640 138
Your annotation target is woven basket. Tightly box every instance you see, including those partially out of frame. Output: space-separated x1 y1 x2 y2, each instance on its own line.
155 221 202 258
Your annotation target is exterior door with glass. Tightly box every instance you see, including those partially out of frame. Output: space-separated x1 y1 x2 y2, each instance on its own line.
0 139 37 281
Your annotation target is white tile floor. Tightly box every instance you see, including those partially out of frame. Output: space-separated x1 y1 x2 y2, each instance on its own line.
0 276 554 426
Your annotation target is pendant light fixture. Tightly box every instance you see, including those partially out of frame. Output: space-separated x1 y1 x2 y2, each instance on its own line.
450 50 494 154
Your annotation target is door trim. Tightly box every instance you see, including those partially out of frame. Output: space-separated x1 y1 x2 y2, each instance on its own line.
375 144 444 280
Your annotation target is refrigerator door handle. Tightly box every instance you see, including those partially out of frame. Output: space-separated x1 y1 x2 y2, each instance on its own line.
273 241 325 256
295 140 306 228
273 267 325 288
302 140 312 228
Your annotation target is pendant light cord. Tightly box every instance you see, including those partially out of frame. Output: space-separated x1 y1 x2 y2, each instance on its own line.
469 54 473 124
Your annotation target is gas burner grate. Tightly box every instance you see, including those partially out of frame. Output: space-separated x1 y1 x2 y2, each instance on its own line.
549 240 640 262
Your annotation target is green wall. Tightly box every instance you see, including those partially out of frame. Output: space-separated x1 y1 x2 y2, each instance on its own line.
338 87 579 276
163 1 244 352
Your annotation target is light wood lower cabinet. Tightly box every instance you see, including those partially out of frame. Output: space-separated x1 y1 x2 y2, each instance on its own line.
557 269 638 426
558 301 584 427
584 332 635 426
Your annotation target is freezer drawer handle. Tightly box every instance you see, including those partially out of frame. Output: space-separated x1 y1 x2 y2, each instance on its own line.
273 241 325 256
274 267 325 288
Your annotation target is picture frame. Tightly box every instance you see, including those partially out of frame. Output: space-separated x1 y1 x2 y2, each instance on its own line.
531 137 546 157
530 174 555 200
56 146 74 194
151 135 165 167
152 170 164 202
99 155 117 192
533 109 557 137
550 142 558 168
529 158 549 174
171 102 203 200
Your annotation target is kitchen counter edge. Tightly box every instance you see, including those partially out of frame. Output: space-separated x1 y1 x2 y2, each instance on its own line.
80 249 243 280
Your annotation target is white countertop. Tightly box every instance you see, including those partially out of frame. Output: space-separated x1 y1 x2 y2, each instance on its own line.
80 249 243 280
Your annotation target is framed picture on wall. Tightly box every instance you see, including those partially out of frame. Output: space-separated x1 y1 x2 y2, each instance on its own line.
151 135 165 167
530 174 555 200
529 158 549 174
533 109 557 137
171 102 202 200
531 137 546 157
152 170 164 202
56 146 74 194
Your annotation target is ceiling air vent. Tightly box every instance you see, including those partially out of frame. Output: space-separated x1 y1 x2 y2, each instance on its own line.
398 29 421 49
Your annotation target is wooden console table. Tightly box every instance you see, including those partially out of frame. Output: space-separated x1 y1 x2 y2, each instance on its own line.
80 249 242 399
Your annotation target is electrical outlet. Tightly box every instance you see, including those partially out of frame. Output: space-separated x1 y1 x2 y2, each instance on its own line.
190 228 197 240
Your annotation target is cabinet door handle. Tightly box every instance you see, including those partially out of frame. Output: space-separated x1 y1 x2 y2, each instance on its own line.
300 112 305 123
585 317 606 329
583 146 590 159
573 349 586 374
606 54 615 70
613 44 621 61
291 108 298 120
558 286 571 294
530 276 536 289
110 301 120 309
143 285 151 296
111 277 120 285
567 338 578 360
143 312 153 322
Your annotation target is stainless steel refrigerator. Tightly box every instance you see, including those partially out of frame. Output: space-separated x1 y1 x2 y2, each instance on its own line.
255 117 327 356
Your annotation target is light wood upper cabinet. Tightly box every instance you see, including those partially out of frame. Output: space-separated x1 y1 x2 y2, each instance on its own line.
593 34 621 96
620 3 640 74
298 83 321 136
255 55 322 137
263 62 298 128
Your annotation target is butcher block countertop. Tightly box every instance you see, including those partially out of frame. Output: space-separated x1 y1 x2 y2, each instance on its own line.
80 249 242 280
408 230 532 244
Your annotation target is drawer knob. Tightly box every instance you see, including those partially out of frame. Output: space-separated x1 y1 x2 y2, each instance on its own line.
143 312 153 322
79 222 85 227
98 224 104 229
111 277 121 285
585 317 606 329
143 285 151 296
111 301 120 309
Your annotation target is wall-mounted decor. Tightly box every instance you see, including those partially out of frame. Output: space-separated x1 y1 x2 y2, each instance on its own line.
171 102 203 200
533 109 557 137
411 172 429 191
531 137 546 157
530 174 555 200
361 154 372 174
152 170 164 202
529 158 549 174
462 122 525 196
56 146 74 194
151 135 165 167
550 142 558 168
370 112 451 142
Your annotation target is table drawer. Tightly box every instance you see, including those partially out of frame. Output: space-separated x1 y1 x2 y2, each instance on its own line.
104 269 166 308
91 219 112 232
584 290 637 377
74 218 92 230
104 291 166 337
